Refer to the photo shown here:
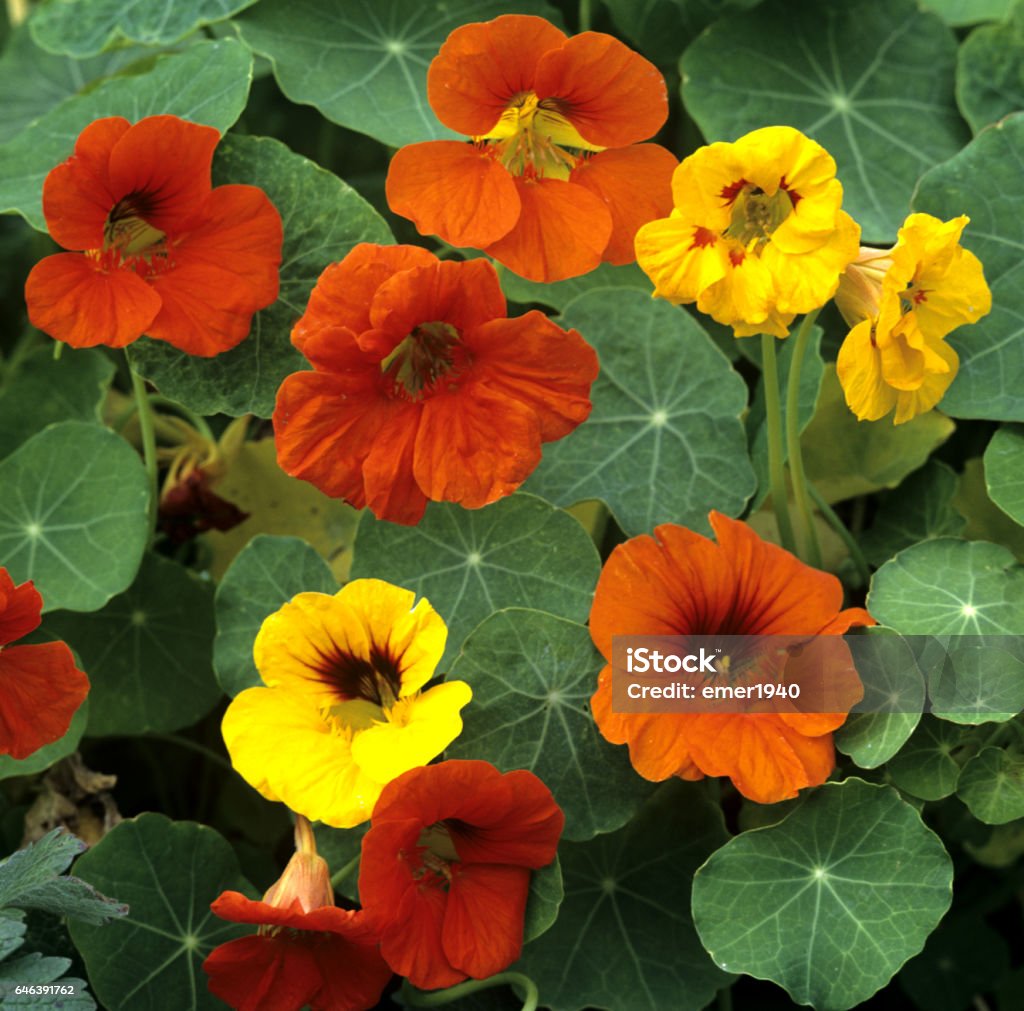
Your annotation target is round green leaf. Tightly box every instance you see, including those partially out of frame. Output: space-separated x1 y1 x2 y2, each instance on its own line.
924 0 1015 24
235 0 562 148
929 644 1024 724
496 262 651 311
957 5 1024 133
68 814 255 1011
914 114 1024 421
526 289 755 536
886 717 973 800
214 535 337 698
351 493 600 668
692 779 953 1010
43 553 219 736
681 0 967 241
128 134 392 418
985 425 1024 527
957 746 1024 824
448 609 653 841
523 855 562 944
0 421 149 613
29 0 257 58
516 781 732 1011
0 699 88 783
0 39 253 231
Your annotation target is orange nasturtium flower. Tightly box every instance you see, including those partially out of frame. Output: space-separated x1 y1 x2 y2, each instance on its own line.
835 213 991 424
222 579 471 828
589 513 874 804
25 115 283 355
273 243 598 526
0 568 89 760
385 14 677 282
204 815 392 1011
359 760 564 990
635 125 860 337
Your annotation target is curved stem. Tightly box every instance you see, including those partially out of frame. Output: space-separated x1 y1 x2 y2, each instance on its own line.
148 395 215 442
760 333 796 553
578 0 592 32
130 364 159 543
806 484 871 589
785 311 822 568
329 853 361 891
402 973 539 1011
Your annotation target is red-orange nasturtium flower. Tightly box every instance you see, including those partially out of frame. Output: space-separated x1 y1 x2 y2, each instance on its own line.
385 14 678 282
0 568 89 760
204 815 391 1011
589 513 874 804
358 760 564 990
273 243 598 525
25 115 283 355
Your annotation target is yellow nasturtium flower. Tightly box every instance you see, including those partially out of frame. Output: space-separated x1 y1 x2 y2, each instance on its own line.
635 125 860 336
835 213 991 424
222 579 471 828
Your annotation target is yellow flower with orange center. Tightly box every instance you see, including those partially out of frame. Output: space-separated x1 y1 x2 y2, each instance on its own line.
836 213 991 424
635 125 860 337
222 579 471 828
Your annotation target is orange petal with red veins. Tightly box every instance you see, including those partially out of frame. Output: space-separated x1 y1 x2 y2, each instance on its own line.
42 116 129 251
484 177 611 282
534 33 668 147
414 385 541 508
361 400 429 525
291 325 366 373
147 183 282 356
294 244 439 352
0 571 42 646
386 142 521 249
383 879 464 990
203 935 322 1011
463 313 597 441
571 144 678 264
108 115 218 233
0 642 89 760
427 15 568 136
25 252 161 349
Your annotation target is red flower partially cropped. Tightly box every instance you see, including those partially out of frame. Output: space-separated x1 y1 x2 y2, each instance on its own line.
0 568 89 760
359 760 564 990
386 14 677 282
590 513 874 804
25 115 282 355
204 816 391 1011
273 243 598 525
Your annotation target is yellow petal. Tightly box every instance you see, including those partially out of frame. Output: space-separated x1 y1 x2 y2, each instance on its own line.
914 246 992 340
670 142 746 233
696 248 774 331
892 339 958 425
836 319 897 422
635 213 730 305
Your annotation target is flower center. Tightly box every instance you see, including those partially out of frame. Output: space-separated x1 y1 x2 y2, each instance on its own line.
406 822 462 891
309 641 403 708
91 194 172 277
722 181 796 247
381 321 464 399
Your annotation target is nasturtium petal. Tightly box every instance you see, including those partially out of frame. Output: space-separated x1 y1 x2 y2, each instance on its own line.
0 699 88 783
692 779 953 1009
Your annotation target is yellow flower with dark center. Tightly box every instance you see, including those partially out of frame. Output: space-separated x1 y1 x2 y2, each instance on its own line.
634 125 860 337
836 213 991 424
222 579 471 828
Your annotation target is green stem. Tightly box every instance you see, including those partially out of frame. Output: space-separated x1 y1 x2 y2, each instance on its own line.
329 853 361 891
806 484 871 589
578 0 592 32
147 395 215 442
147 733 234 774
130 365 159 541
717 985 734 1011
785 311 822 568
761 333 796 553
403 973 539 1011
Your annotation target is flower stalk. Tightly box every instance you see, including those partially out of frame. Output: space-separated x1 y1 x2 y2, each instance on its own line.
402 972 540 1011
130 364 159 543
760 333 796 554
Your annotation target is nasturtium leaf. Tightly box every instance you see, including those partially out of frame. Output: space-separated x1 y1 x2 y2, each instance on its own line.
0 347 114 454
44 553 219 736
955 457 1024 561
0 700 88 783
525 289 754 535
495 262 650 311
448 609 653 840
128 134 392 418
69 814 255 1011
966 819 1024 868
914 114 1024 421
214 534 336 698
29 0 256 58
957 746 1024 824
0 39 253 232
924 0 1015 25
523 856 562 943
869 538 1024 634
692 779 953 1009
0 954 93 1008
802 368 955 504
861 461 966 567
351 494 600 668
957 3 1024 133
515 781 732 1011
886 717 973 800
929 644 1024 724
985 425 1024 527
0 421 149 613
235 0 562 148
681 0 967 242
835 631 924 769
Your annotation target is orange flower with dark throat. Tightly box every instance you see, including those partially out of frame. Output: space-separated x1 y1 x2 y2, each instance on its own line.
25 115 282 355
1 568 89 760
358 760 564 990
590 513 873 804
386 14 677 282
273 243 598 525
